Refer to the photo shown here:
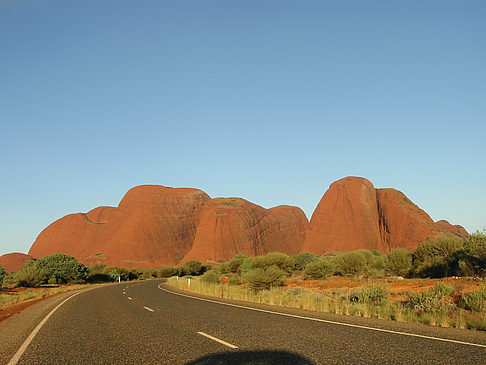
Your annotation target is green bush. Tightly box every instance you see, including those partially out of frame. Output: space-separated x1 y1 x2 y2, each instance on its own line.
242 265 285 291
10 262 46 287
35 253 88 284
384 248 412 277
157 266 180 278
458 287 486 312
181 261 205 276
349 285 389 305
304 256 336 279
0 266 6 285
294 252 318 271
459 231 486 277
222 254 247 274
413 236 464 278
336 251 368 276
200 270 220 284
405 283 455 312
251 252 295 273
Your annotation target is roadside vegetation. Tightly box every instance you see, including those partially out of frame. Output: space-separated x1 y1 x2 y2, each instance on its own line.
0 254 208 309
2 231 486 330
167 231 486 331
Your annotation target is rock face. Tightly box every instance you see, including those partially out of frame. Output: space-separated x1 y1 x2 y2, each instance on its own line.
302 177 468 254
182 198 308 263
434 220 469 238
0 253 34 273
27 178 468 267
29 185 211 268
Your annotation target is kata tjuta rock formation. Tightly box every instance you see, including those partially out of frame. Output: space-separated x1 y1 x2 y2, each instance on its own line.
0 252 34 273
182 198 308 263
302 177 468 254
29 186 211 268
28 185 309 268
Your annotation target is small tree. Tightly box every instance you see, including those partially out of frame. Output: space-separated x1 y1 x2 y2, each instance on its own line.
11 262 46 287
200 269 220 284
294 252 318 271
242 265 285 291
0 266 6 286
157 266 179 278
384 248 412 277
181 260 204 276
459 231 486 277
35 253 88 284
413 236 464 278
251 252 294 273
305 256 336 279
337 251 368 276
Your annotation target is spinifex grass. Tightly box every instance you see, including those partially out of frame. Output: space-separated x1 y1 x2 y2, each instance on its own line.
167 277 486 331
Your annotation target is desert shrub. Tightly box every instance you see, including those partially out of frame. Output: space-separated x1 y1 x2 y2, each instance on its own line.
0 266 6 285
228 277 241 286
227 254 247 273
336 251 368 276
294 252 318 271
239 258 252 275
430 282 455 298
251 252 294 273
458 287 486 312
305 256 336 279
157 266 180 278
140 269 156 280
10 262 46 287
405 283 455 312
242 265 285 291
349 285 389 305
412 236 464 278
181 261 205 276
219 254 247 274
35 253 88 284
384 248 412 277
459 231 486 277
200 270 220 284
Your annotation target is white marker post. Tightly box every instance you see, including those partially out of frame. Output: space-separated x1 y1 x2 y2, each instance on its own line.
118 276 121 283
188 277 191 287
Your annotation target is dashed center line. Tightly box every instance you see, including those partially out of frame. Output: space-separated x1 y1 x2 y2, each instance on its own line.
127 297 133 300
144 306 154 312
197 331 239 349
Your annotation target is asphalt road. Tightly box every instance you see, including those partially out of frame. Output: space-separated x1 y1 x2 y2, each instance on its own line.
3 279 486 364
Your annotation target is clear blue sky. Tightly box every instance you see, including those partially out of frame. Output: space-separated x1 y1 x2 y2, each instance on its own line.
1 1 485 256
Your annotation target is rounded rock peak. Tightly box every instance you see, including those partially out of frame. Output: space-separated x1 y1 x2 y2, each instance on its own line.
0 252 35 273
330 176 375 190
118 185 210 209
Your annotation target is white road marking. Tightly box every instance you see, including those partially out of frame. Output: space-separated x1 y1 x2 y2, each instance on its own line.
8 288 92 365
128 297 133 300
197 331 238 349
144 306 154 312
158 283 486 349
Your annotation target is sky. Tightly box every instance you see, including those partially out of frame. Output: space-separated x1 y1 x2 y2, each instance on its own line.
1 0 485 256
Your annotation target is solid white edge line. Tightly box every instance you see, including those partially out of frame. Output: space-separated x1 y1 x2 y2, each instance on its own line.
144 306 154 312
197 331 239 349
8 288 91 365
158 283 486 349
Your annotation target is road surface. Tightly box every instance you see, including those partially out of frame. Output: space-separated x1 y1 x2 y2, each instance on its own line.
2 279 486 364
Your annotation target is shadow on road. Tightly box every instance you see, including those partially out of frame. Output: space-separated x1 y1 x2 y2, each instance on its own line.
185 350 315 365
